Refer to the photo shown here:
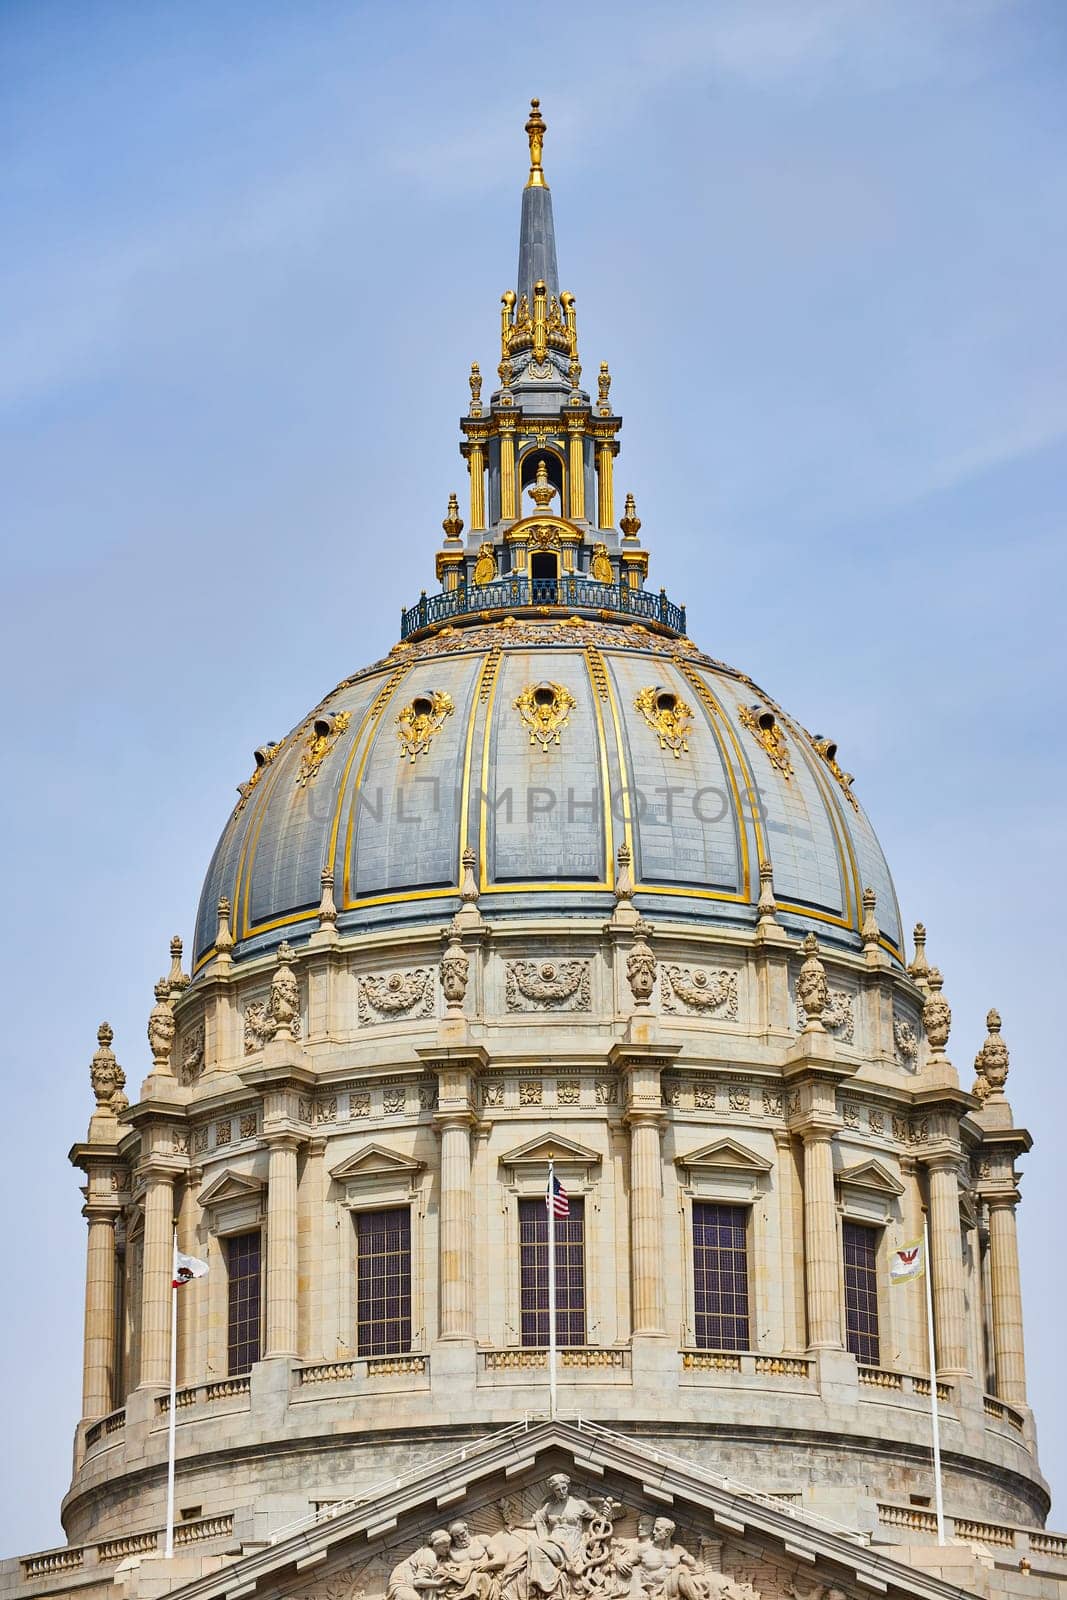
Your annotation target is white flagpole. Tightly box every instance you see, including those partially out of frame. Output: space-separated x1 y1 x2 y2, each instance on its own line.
547 1159 558 1421
165 1226 179 1559
922 1216 946 1544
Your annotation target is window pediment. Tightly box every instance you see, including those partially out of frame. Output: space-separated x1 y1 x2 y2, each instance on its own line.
675 1137 771 1203
198 1168 266 1236
835 1158 904 1198
330 1143 424 1210
499 1133 601 1197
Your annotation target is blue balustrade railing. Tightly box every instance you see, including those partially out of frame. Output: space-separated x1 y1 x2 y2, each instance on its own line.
401 577 686 639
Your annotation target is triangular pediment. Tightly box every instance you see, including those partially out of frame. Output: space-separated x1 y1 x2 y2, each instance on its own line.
329 1143 425 1183
835 1157 905 1198
158 1418 981 1600
675 1137 772 1175
197 1169 266 1208
498 1133 602 1168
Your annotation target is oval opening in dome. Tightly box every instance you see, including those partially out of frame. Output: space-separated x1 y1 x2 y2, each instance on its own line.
533 685 556 708
756 709 776 732
655 690 678 713
313 716 333 737
411 696 434 717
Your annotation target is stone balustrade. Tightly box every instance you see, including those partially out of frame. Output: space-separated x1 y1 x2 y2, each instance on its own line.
156 1376 251 1416
83 1407 125 1451
877 1504 1067 1571
19 1514 234 1583
984 1393 1026 1433
680 1350 814 1383
298 1355 429 1387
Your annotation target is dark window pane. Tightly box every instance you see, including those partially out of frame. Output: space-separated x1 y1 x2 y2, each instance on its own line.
357 1208 412 1356
519 1197 585 1347
226 1231 262 1376
843 1221 881 1365
692 1203 750 1351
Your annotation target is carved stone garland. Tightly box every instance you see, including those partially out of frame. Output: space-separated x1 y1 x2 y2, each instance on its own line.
358 968 436 1025
662 965 738 1019
505 959 591 1012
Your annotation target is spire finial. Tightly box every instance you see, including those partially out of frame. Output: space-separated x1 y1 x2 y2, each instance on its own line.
528 458 557 510
525 98 547 188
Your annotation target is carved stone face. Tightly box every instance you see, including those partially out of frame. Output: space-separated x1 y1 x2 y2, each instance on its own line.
449 1522 471 1549
429 1533 452 1555
652 1519 676 1546
547 1473 570 1499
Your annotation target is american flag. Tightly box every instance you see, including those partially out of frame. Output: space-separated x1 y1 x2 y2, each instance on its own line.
547 1172 569 1218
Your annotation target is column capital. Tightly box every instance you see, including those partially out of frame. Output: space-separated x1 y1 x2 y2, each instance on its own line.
433 1108 478 1133
792 1117 839 1145
82 1200 121 1225
624 1107 667 1132
262 1130 302 1153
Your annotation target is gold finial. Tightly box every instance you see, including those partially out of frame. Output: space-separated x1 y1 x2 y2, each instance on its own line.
442 492 464 541
469 361 482 415
620 492 641 540
528 458 557 509
525 98 547 188
598 362 611 412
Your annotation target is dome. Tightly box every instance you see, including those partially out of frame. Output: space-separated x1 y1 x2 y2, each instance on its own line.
193 615 901 970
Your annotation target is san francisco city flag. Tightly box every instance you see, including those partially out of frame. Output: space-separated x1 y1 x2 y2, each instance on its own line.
889 1238 925 1285
173 1250 209 1288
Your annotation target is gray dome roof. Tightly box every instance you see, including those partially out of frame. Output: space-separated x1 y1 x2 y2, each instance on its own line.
192 617 902 973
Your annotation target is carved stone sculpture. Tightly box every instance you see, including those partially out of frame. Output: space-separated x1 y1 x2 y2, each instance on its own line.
359 968 436 1025
973 1008 1009 1102
319 865 338 927
146 979 176 1071
908 921 930 985
268 942 300 1042
796 934 828 1029
180 1022 205 1085
892 1015 918 1065
756 858 776 924
216 894 235 953
90 1023 128 1113
168 934 190 993
505 960 590 1013
922 967 951 1056
441 926 470 1015
860 886 879 950
626 925 656 1008
662 966 738 1019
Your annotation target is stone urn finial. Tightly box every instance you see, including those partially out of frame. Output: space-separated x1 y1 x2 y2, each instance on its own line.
861 886 880 950
626 921 656 1009
90 1022 128 1114
797 933 828 1030
267 942 300 1042
757 858 777 924
168 935 189 993
318 865 337 928
973 1008 1009 1103
908 922 930 986
216 895 234 954
922 967 952 1059
460 846 479 906
147 978 176 1071
441 920 470 1016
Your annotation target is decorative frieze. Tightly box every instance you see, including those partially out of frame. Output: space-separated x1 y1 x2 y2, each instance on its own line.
505 959 591 1013
350 1091 371 1119
179 1022 205 1085
796 984 854 1043
595 1078 618 1106
661 965 738 1019
358 968 435 1026
893 1013 919 1067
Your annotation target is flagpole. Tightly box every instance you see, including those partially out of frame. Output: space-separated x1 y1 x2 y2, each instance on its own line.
165 1225 179 1559
922 1215 946 1544
547 1158 557 1421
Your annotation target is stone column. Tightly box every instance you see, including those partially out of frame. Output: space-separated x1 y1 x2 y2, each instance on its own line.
801 1130 843 1349
265 1134 300 1359
629 1110 666 1334
82 1202 118 1417
139 1171 175 1388
987 1197 1026 1404
926 1156 969 1375
596 442 614 529
437 1112 475 1339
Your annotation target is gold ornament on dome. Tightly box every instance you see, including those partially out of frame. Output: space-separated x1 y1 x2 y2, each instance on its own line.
395 691 455 763
296 712 352 788
473 542 497 585
590 542 614 584
812 734 859 810
738 703 793 780
514 681 577 752
527 458 557 510
634 686 693 759
233 739 284 816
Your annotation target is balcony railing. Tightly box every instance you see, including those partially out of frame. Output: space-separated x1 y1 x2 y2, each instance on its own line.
400 576 686 640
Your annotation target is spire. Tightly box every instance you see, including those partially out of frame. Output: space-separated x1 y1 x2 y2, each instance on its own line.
517 98 559 305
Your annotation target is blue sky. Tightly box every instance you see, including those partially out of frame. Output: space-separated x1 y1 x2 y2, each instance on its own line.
2 0 1066 1556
